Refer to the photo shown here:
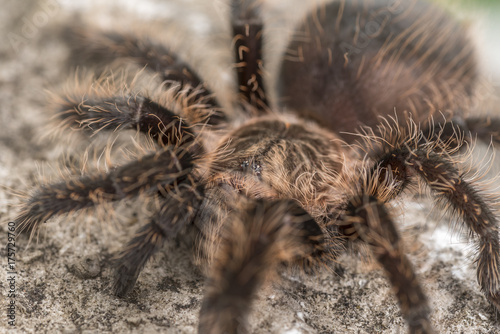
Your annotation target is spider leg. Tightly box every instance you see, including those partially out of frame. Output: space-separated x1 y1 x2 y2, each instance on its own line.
112 182 203 296
65 26 221 113
231 0 269 112
15 144 197 234
56 88 204 146
421 115 500 149
367 128 500 310
198 199 323 334
341 119 500 331
465 116 500 146
403 149 500 309
345 195 433 334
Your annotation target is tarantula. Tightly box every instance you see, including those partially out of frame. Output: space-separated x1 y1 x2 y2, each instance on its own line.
15 0 500 333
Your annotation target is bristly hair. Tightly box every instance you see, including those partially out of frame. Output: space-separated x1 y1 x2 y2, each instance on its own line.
45 69 221 145
11 0 500 332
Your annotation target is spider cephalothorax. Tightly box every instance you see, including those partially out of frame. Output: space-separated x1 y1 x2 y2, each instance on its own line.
16 0 500 333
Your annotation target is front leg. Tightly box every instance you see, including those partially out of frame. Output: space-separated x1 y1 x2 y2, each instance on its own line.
198 199 324 334
16 145 196 235
113 181 203 296
345 195 434 334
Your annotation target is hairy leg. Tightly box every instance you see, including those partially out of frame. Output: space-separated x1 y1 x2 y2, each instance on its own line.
407 149 500 308
231 0 269 112
55 86 206 146
15 145 197 233
198 199 323 334
65 26 222 115
336 118 500 332
345 195 433 334
465 116 500 145
420 115 500 149
113 182 203 296
364 121 500 310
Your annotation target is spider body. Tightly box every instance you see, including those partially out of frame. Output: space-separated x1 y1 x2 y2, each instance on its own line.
278 0 475 139
15 0 500 333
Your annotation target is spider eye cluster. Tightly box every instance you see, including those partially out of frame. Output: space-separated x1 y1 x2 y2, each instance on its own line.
240 160 262 176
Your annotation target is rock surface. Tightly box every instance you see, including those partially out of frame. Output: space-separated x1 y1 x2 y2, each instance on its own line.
1 0 499 333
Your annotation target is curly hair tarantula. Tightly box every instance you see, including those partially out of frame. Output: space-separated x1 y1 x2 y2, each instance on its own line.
15 0 500 333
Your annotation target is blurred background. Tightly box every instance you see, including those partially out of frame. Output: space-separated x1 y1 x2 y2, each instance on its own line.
436 0 500 79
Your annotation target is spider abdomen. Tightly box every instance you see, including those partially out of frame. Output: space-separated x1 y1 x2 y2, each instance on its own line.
278 0 476 140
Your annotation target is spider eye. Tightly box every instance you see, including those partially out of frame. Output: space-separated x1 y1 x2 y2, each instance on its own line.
240 160 262 177
252 163 262 176
241 160 250 169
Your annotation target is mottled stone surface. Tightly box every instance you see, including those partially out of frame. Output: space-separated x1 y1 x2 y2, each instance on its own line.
1 1 499 333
